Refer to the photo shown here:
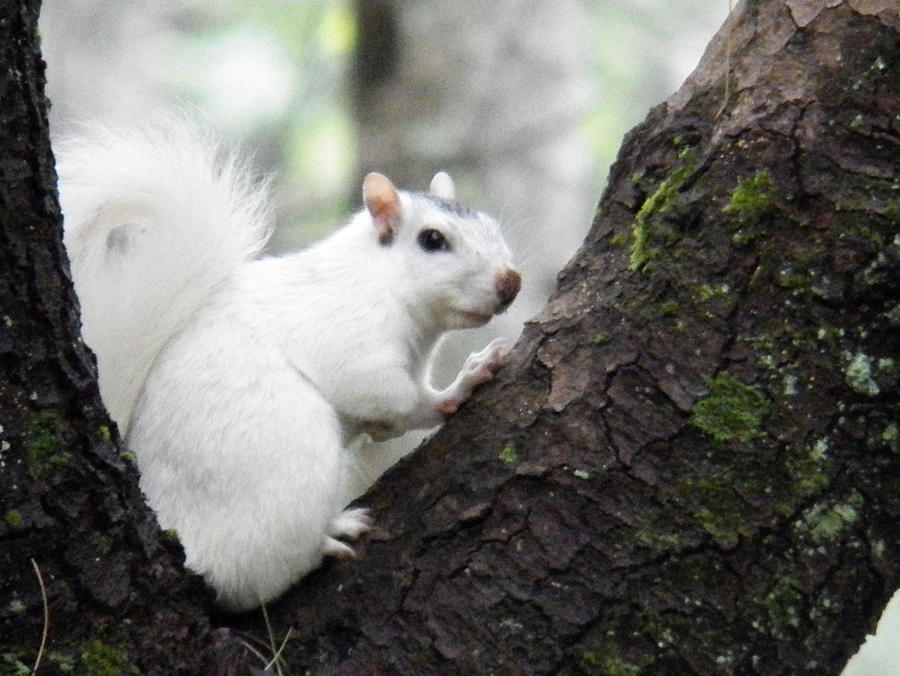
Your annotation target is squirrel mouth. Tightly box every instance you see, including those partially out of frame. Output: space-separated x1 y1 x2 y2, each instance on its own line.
458 310 493 327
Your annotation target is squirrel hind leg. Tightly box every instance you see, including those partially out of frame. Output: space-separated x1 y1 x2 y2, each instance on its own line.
322 507 373 560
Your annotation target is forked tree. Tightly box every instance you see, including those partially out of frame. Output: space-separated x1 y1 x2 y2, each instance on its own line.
1 1 897 674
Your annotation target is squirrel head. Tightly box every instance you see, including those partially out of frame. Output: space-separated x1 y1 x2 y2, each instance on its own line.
362 171 521 331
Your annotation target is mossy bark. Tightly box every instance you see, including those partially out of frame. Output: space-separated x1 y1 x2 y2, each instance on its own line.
2 1 898 675
254 2 899 674
0 2 251 674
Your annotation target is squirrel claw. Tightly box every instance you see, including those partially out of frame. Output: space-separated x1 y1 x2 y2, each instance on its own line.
323 537 357 560
437 339 508 419
323 507 373 560
439 398 460 417
329 507 373 538
459 337 508 388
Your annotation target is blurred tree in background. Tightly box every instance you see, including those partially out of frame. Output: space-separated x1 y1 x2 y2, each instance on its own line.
39 0 727 247
41 0 728 384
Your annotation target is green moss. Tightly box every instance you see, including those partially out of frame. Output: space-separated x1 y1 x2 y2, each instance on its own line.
6 643 83 676
723 170 778 224
581 651 602 666
883 422 899 450
763 573 803 637
119 451 137 465
778 270 812 294
580 638 654 676
94 534 113 555
843 351 880 396
498 443 518 464
658 300 681 316
4 510 22 528
0 653 31 676
800 492 862 543
696 283 730 301
79 640 138 676
689 372 770 443
629 150 697 271
630 219 655 271
677 477 751 546
633 507 685 552
610 232 628 247
97 425 112 442
25 410 71 481
786 438 831 498
693 506 745 545
782 374 799 396
581 651 641 675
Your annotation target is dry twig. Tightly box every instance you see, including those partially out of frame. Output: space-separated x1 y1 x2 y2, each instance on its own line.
30 558 49 676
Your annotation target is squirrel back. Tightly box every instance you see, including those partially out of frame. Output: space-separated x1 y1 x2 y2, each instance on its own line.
57 120 271 433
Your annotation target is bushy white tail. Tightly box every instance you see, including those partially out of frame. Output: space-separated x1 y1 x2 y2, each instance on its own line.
57 119 271 434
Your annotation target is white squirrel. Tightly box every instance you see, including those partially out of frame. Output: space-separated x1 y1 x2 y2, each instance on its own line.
57 120 520 612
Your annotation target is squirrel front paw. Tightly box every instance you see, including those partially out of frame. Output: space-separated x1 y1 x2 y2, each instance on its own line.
361 420 398 442
322 507 373 560
439 337 508 416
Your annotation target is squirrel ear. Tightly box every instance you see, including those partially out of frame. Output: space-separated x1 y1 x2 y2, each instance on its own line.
363 172 400 244
429 171 456 201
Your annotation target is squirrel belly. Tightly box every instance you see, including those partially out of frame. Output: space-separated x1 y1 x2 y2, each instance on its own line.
57 118 520 611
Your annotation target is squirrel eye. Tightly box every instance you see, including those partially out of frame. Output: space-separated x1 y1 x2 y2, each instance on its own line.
417 228 450 253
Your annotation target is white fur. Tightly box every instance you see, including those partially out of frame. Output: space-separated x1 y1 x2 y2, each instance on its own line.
57 119 518 611
57 120 271 433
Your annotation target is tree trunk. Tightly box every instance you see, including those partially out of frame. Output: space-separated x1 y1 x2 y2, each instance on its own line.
2 1 898 674
253 2 900 673
0 2 249 674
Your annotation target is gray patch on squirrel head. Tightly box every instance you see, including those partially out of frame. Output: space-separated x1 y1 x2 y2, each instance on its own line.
413 192 479 220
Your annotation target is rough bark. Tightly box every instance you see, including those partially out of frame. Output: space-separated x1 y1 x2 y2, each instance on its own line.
250 1 900 674
1 1 898 675
0 2 249 674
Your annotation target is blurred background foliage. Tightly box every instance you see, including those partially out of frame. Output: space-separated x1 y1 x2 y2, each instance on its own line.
41 0 728 248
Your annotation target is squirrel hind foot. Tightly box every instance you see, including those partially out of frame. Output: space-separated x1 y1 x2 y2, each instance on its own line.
322 507 373 560
329 507 373 537
322 537 358 560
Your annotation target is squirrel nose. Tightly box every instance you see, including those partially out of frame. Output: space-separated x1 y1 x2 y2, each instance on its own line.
495 267 521 313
